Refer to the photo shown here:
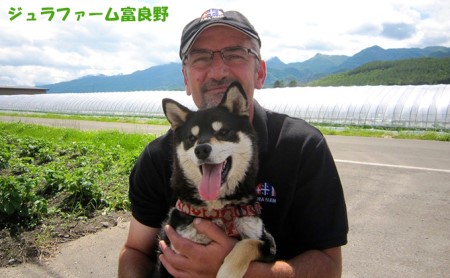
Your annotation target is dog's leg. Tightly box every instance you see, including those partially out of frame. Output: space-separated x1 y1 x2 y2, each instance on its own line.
217 238 263 278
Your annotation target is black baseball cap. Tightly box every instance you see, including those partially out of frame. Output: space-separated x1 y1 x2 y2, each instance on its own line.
179 9 261 59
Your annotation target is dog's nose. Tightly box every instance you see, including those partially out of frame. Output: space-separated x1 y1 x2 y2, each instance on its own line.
195 144 212 160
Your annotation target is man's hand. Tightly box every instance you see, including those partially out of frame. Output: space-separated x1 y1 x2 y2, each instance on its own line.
159 218 238 278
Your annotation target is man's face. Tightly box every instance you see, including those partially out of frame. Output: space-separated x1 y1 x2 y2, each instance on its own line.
182 26 266 115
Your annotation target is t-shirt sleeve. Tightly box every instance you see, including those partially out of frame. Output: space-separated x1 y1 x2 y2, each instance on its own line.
260 114 348 258
129 133 173 228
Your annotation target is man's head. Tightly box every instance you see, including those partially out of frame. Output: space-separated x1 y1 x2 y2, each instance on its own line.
180 9 266 121
179 9 261 60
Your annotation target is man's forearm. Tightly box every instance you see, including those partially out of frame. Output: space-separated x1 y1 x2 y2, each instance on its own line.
244 247 342 278
118 246 156 278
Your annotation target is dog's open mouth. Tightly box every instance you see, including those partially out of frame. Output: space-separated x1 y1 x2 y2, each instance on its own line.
199 157 232 201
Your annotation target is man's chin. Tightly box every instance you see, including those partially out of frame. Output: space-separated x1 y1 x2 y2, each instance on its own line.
202 93 225 109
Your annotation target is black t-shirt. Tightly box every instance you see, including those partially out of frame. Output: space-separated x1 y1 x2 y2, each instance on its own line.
129 100 348 260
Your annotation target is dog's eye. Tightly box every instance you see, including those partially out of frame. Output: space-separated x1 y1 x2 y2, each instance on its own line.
218 129 230 137
188 135 197 142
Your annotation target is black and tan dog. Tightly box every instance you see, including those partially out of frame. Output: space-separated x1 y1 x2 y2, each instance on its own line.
159 82 276 277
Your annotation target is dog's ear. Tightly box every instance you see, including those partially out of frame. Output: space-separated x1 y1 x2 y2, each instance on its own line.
221 82 249 117
162 98 190 129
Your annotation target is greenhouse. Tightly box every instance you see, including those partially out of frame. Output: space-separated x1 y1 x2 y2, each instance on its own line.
0 85 449 130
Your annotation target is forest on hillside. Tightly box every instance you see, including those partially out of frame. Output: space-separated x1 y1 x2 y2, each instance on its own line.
303 57 450 87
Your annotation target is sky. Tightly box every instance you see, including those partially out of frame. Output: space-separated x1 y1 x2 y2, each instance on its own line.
0 0 449 87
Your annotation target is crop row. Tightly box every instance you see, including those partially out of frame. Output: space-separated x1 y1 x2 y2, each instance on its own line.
0 126 145 230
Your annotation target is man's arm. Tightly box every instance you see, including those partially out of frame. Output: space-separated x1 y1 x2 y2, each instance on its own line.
245 247 342 277
118 216 160 278
160 218 342 278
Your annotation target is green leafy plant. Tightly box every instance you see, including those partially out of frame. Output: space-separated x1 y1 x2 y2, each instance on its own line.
0 122 154 231
0 176 48 229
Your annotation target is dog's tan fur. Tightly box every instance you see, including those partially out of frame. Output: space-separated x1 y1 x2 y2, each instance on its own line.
218 239 264 278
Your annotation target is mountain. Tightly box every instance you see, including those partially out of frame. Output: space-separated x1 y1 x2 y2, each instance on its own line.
44 63 184 93
264 54 343 84
43 46 450 93
307 57 450 86
265 56 286 69
267 45 450 86
334 45 450 71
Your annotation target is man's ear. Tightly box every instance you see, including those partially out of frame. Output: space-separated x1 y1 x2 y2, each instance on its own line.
220 82 249 117
255 59 266 89
162 99 190 129
182 67 191 96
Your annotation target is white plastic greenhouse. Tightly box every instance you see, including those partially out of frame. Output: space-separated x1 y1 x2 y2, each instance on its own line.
0 85 449 130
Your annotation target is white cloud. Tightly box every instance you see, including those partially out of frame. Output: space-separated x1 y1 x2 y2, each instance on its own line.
0 0 449 86
0 65 72 86
381 23 417 40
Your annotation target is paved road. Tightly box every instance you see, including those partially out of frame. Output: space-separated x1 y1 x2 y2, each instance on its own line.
1 117 449 277
0 116 170 135
330 136 450 278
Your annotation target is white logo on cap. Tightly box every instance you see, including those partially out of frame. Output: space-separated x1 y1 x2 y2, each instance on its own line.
200 9 225 22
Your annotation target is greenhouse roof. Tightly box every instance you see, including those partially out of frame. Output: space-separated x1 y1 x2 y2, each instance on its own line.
0 85 448 130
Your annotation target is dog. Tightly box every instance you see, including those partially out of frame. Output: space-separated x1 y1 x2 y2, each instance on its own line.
158 82 276 277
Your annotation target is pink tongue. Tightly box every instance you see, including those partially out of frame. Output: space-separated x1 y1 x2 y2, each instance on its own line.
199 163 222 201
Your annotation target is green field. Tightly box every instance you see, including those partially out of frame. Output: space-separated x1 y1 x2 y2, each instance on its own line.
0 122 159 266
1 122 156 230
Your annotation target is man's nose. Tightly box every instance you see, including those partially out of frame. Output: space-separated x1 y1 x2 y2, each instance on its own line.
207 53 229 79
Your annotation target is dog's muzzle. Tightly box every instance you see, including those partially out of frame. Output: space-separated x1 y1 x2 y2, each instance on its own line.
195 143 212 160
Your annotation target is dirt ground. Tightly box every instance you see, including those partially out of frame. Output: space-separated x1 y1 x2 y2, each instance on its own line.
0 211 131 268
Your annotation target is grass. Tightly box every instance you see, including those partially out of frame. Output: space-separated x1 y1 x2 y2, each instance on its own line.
0 122 156 266
1 111 448 141
0 122 156 227
0 111 169 125
318 125 450 141
0 121 155 151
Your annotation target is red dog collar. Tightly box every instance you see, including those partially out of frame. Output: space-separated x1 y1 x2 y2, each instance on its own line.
175 200 262 237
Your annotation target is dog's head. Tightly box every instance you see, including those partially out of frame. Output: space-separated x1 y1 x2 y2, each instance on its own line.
162 82 257 204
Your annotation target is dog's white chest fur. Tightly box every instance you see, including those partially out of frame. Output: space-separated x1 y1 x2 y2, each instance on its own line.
172 216 264 254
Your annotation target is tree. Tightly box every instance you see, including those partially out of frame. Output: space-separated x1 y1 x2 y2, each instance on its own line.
273 80 284 88
288 80 298 87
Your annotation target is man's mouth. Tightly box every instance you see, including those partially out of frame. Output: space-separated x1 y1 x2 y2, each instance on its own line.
201 80 234 94
198 157 232 201
206 85 230 94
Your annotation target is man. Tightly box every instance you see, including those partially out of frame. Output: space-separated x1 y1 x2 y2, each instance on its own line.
119 9 348 277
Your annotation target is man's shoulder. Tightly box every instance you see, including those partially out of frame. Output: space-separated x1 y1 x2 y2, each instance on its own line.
255 101 319 133
253 101 326 154
264 109 324 140
142 129 173 157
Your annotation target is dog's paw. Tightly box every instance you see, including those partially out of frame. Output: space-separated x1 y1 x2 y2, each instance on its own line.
217 239 263 278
